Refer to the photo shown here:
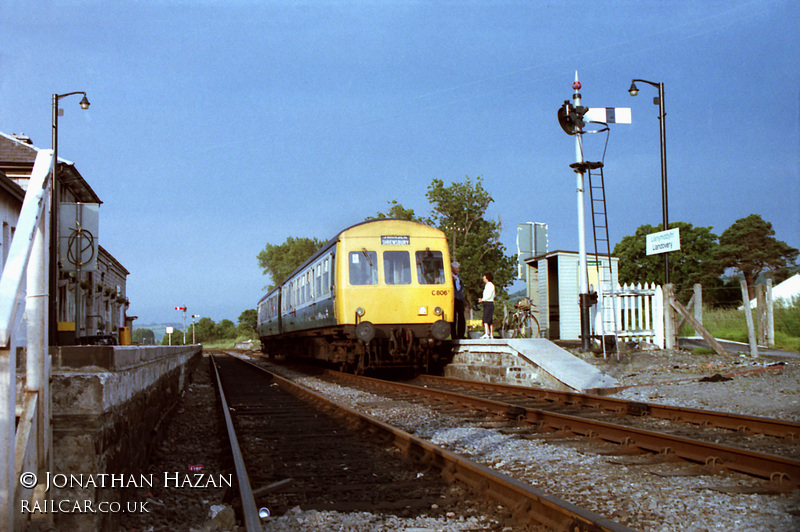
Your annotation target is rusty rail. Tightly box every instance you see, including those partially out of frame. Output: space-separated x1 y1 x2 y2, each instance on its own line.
329 371 800 488
413 374 800 440
209 355 262 531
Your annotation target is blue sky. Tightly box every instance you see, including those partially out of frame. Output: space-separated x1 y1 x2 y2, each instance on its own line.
2 1 798 325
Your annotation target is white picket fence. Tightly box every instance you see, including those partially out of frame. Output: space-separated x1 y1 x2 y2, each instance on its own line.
599 282 664 347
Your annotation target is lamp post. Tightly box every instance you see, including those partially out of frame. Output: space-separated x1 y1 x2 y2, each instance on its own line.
50 92 90 345
628 79 669 285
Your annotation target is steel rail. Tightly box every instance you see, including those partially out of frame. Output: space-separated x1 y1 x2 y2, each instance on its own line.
328 371 800 488
413 374 800 440
232 356 635 532
209 355 262 531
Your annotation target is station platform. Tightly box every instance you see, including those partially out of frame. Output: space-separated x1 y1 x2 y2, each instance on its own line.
445 338 619 394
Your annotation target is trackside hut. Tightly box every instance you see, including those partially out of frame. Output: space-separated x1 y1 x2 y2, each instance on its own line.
524 250 619 341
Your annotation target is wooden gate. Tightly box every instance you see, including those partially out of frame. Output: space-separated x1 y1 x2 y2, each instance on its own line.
599 283 664 347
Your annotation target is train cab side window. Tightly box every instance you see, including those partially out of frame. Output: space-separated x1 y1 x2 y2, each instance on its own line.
349 251 378 285
383 251 411 285
416 250 445 284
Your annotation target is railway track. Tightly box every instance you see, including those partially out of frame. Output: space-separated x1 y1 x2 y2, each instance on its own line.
321 371 800 489
412 374 800 442
210 352 635 531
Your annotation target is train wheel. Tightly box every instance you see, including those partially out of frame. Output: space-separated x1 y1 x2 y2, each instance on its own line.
354 354 365 376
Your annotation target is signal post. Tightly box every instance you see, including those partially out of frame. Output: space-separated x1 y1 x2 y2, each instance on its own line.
557 74 630 351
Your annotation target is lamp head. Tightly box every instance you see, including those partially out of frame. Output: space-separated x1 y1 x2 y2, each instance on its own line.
79 95 90 109
628 82 639 97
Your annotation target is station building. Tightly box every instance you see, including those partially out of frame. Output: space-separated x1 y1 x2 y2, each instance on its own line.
0 131 133 344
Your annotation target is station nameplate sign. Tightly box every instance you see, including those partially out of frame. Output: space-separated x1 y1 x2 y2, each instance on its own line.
646 228 680 255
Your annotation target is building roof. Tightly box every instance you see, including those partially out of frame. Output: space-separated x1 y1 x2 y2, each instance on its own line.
524 250 618 264
747 273 800 308
0 131 102 204
98 245 131 276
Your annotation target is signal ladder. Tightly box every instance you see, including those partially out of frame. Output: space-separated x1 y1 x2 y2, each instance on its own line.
586 162 619 359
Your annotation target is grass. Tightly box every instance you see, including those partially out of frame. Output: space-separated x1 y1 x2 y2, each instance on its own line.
197 335 258 350
680 298 800 352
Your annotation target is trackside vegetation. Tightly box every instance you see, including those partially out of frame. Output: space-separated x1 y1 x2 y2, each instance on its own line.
680 298 800 353
132 309 258 346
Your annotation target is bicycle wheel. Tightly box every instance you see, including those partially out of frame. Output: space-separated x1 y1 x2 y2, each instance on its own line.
503 313 519 338
520 313 540 338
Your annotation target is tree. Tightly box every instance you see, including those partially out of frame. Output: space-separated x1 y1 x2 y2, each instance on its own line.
192 317 217 342
257 236 325 289
425 175 516 307
712 214 799 299
614 222 720 302
132 328 155 345
237 309 257 336
161 330 183 345
216 319 237 339
366 200 419 221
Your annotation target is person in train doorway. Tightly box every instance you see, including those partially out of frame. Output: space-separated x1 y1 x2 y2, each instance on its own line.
451 262 466 339
477 271 495 339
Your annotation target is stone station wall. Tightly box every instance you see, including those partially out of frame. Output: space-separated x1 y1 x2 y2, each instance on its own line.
42 345 202 531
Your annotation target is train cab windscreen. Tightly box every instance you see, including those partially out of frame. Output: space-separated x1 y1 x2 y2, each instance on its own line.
349 250 378 285
383 251 412 285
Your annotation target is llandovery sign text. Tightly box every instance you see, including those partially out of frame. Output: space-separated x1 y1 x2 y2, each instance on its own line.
646 228 680 256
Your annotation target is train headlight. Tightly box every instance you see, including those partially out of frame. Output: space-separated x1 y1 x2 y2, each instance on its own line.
356 307 366 317
418 306 428 315
355 321 375 343
434 306 443 316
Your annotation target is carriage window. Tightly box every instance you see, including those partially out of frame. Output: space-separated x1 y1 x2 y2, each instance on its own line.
323 258 330 293
416 250 445 285
349 250 377 285
383 251 411 285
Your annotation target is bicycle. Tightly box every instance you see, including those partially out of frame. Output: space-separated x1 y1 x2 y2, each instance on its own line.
502 297 540 339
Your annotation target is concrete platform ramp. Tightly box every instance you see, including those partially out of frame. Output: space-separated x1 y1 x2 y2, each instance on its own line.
444 338 618 394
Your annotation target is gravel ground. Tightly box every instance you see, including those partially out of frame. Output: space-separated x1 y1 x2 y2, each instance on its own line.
585 346 800 423
257 346 800 532
121 347 800 531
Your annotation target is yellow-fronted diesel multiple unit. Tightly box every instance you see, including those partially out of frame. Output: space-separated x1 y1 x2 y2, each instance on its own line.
258 219 454 372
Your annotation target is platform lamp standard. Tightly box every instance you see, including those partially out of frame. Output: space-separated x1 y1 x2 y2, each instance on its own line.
628 79 669 284
50 92 90 345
